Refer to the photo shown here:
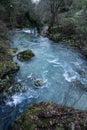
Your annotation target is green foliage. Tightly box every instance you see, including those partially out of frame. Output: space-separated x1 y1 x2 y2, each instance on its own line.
73 0 87 10
60 18 76 35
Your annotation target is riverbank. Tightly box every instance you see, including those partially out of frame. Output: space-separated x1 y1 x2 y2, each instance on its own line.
0 20 19 94
12 102 87 130
47 9 87 59
48 31 87 59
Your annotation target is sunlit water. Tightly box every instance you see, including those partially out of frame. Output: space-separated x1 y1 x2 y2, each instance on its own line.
0 28 87 130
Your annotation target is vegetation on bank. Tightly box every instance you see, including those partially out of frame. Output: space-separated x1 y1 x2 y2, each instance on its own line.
47 0 87 57
12 102 87 130
0 21 19 93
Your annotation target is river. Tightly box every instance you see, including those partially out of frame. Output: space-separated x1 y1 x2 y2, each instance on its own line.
0 28 87 130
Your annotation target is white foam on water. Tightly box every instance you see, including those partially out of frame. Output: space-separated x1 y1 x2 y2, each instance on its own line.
47 59 63 68
6 89 39 106
47 59 58 64
22 28 37 35
63 71 77 82
22 29 31 34
43 79 48 84
80 78 87 84
27 73 33 78
43 70 48 74
17 79 22 82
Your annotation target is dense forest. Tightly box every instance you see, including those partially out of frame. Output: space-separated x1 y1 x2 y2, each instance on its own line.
0 0 87 130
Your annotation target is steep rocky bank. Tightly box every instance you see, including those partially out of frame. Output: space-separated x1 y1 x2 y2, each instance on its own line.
0 20 19 93
12 102 87 130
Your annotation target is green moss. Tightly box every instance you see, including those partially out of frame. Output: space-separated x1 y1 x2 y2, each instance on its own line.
17 49 35 61
9 62 20 72
55 126 63 130
29 106 42 115
12 102 87 130
0 78 10 92
42 118 50 127
0 61 19 77
0 62 4 72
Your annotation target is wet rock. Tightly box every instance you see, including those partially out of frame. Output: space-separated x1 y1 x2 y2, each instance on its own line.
34 79 43 88
12 102 87 130
7 82 22 96
17 49 35 61
76 69 86 76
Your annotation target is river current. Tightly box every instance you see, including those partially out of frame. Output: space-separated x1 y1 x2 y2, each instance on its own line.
0 29 87 130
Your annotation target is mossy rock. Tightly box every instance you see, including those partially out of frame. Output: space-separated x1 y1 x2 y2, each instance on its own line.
9 62 20 73
34 79 43 88
6 82 22 96
17 49 35 61
0 78 11 92
12 102 87 130
0 61 19 78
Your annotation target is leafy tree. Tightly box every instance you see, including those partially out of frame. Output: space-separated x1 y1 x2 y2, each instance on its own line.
47 0 73 32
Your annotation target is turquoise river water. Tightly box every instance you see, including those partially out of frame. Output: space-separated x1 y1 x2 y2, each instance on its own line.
0 29 87 130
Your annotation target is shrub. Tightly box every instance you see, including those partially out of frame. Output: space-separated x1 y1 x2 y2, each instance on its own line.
60 18 76 36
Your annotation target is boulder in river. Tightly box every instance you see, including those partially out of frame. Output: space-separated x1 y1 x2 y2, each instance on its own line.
34 79 43 88
17 49 35 61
